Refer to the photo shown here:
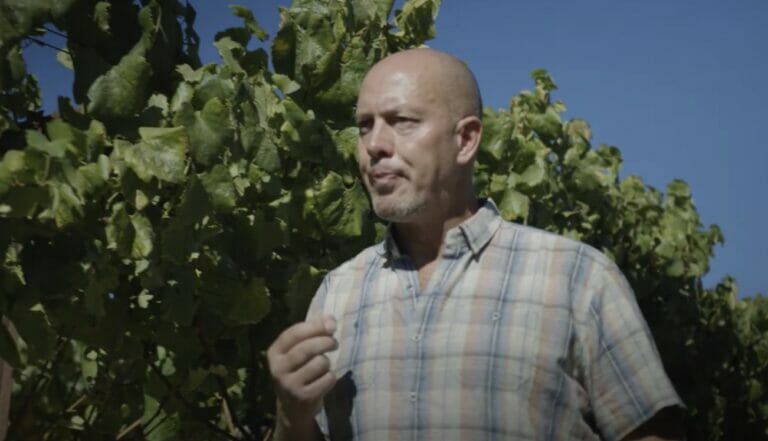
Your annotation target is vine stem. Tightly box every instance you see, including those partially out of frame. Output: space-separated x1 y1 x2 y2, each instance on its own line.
115 416 143 440
196 332 252 439
25 36 71 55
147 362 241 441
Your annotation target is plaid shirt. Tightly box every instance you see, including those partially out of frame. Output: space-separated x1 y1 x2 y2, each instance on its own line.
307 199 682 441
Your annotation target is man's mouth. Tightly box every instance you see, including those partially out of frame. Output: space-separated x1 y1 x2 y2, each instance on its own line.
368 169 403 191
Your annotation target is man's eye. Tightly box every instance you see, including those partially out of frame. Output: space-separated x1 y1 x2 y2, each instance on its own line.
393 117 417 128
357 120 372 135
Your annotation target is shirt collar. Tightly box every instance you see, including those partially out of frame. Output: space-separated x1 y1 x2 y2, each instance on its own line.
376 198 502 260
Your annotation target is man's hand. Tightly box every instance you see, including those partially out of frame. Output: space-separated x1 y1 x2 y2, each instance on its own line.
267 315 338 440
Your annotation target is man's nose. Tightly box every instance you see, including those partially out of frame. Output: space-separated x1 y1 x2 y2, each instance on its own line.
365 120 394 158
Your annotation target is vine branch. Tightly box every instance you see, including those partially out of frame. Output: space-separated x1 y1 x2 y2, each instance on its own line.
197 332 252 439
25 36 71 55
148 362 241 441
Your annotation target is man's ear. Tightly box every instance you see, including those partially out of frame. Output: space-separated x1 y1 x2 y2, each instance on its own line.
454 116 482 165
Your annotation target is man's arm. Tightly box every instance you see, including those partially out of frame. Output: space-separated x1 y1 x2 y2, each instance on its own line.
622 406 685 441
267 315 338 441
272 403 326 441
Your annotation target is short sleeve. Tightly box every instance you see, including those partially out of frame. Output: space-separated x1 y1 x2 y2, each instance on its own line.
582 260 684 441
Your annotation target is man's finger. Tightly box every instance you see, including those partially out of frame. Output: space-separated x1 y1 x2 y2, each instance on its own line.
271 315 336 354
293 354 332 386
301 370 337 400
281 335 337 372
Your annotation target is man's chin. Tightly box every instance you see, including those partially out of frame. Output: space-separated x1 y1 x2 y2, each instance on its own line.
371 197 424 224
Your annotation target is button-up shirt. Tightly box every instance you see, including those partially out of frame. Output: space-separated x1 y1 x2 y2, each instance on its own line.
307 199 682 441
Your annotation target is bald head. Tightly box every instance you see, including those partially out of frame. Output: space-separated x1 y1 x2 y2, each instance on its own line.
360 49 483 121
355 49 484 224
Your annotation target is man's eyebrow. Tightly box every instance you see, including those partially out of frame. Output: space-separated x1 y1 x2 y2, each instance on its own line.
354 104 424 120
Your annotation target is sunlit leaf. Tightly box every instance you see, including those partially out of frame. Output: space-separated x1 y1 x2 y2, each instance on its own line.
181 97 232 166
199 164 236 212
87 53 152 118
123 127 188 183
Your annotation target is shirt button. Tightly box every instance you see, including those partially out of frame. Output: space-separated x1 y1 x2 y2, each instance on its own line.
492 312 501 320
410 392 417 402
412 334 421 342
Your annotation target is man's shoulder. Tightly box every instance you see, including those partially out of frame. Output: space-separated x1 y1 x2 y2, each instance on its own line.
494 219 615 270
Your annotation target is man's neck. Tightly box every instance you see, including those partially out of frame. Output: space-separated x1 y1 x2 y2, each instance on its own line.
393 197 479 269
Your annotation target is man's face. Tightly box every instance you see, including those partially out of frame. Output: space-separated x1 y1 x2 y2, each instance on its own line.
355 65 458 223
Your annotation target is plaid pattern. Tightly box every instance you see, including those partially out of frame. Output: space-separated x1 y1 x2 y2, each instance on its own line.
307 199 682 441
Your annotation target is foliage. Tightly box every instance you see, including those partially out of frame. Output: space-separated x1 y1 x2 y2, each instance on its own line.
0 0 766 440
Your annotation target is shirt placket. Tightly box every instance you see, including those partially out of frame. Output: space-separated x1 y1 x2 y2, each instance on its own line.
394 243 464 441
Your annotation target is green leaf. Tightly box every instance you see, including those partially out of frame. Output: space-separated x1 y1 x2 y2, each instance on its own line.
10 309 56 362
394 0 441 46
162 279 198 326
176 64 204 83
530 107 562 139
1 187 47 219
271 17 297 78
86 53 152 119
531 68 558 93
286 263 323 321
170 82 195 113
315 36 373 111
271 1 343 87
93 1 111 33
83 266 118 317
47 181 83 227
68 155 110 197
307 172 369 238
0 45 26 86
232 211 287 262
349 0 394 28
56 50 73 70
230 5 268 41
177 176 211 224
105 202 154 260
0 150 25 195
667 179 691 199
26 130 67 158
123 127 188 183
479 111 513 161
227 278 270 325
130 212 154 259
665 259 685 277
1 243 25 287
518 158 547 188
199 164 236 213
181 98 232 166
253 136 281 173
105 202 133 257
331 127 358 161
0 0 77 43
143 393 180 440
193 73 235 107
565 118 592 145
499 189 529 220
271 73 300 95
46 119 88 153
214 37 246 73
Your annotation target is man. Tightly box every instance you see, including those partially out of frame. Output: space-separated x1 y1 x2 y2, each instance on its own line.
267 49 684 441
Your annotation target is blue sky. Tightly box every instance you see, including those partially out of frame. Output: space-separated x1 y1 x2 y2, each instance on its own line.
23 0 766 297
